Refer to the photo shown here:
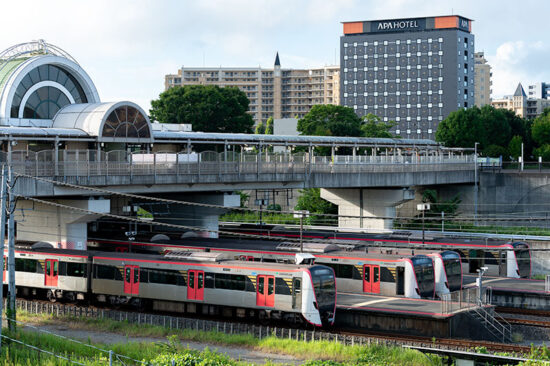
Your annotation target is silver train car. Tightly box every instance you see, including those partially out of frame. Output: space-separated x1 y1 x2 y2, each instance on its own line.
9 248 337 327
89 238 436 299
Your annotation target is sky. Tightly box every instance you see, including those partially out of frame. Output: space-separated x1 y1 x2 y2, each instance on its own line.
2 0 549 112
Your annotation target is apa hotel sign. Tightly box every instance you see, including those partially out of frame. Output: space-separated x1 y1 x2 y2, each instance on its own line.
371 18 426 33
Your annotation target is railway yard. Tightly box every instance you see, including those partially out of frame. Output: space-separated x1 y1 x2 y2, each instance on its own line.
3 222 549 365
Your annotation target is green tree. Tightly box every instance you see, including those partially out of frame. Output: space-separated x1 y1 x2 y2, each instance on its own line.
422 189 461 217
150 85 254 134
483 144 508 158
361 113 396 138
534 144 550 161
435 107 486 148
294 188 337 225
255 121 266 134
532 108 550 146
480 105 511 147
297 105 362 137
265 117 274 134
508 135 523 160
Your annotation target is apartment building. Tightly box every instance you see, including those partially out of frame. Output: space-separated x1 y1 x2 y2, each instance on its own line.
165 53 340 123
474 52 492 107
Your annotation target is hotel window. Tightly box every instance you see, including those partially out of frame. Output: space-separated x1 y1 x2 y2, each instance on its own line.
344 80 348 85
344 55 348 60
384 54 388 58
417 65 421 69
428 38 433 43
428 51 432 56
417 104 421 109
353 55 357 59
407 129 411 134
438 90 443 94
417 78 421 82
406 78 411 83
396 66 401 70
363 79 368 84
428 103 432 107
428 64 432 69
374 92 379 96
407 39 411 44
406 65 411 70
353 42 357 47
428 90 432 95
396 128 400 133
384 40 388 45
407 103 411 108
383 92 388 96
354 105 358 109
406 52 411 57
417 90 421 95
353 80 357 84
396 53 400 58
396 78 400 83
438 51 443 55
396 91 401 96
383 66 388 71
438 103 443 107
384 117 389 121
353 67 357 72
374 54 379 58
374 105 378 109
396 104 401 108
417 129 421 134
374 41 378 46
374 66 378 71
363 42 368 46
417 39 421 44
363 92 368 96
396 40 401 45
384 104 388 109
428 116 433 121
406 90 411 95
438 38 443 42
417 52 421 57
438 77 443 81
428 129 433 134
344 68 348 72
363 54 368 59
364 105 368 109
384 79 388 84
343 93 348 97
374 80 378 84
353 92 357 97
364 67 368 71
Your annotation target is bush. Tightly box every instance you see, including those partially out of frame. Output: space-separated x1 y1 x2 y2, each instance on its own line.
149 349 235 366
483 144 508 158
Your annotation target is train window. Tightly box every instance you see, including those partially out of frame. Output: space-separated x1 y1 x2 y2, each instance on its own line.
268 277 274 296
214 274 246 291
67 263 86 277
96 265 116 280
205 273 214 288
293 278 301 294
15 258 37 273
140 270 149 283
275 278 291 295
149 269 178 285
189 271 195 289
53 261 58 276
323 263 353 279
380 267 395 282
373 267 379 283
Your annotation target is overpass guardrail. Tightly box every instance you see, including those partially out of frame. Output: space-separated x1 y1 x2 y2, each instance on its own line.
5 149 475 179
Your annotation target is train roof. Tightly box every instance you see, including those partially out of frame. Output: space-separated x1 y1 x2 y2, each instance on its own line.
16 247 324 271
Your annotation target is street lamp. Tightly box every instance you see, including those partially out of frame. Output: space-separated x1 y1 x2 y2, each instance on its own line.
416 203 430 244
293 210 310 253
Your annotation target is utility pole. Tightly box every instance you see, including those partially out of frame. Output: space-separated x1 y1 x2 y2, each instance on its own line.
6 166 15 330
474 142 479 226
0 165 7 351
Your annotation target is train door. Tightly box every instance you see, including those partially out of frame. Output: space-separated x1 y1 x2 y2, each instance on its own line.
499 251 507 276
396 267 405 295
256 275 275 307
292 277 302 309
187 270 204 301
469 250 481 273
123 265 140 295
363 265 380 294
44 259 58 287
2 256 5 283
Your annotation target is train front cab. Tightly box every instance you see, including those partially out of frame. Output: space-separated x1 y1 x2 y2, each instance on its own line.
462 242 531 279
406 255 435 299
429 251 462 297
307 265 336 327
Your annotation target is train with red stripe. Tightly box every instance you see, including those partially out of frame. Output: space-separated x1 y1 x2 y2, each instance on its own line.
86 234 439 299
219 224 532 278
10 246 336 327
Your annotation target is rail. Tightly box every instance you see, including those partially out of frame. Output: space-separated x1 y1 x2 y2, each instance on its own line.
5 149 475 179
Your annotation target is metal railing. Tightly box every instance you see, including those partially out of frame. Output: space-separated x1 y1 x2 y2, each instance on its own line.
441 287 511 343
5 149 475 180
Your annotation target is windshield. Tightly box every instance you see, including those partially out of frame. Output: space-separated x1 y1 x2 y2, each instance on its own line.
310 266 336 308
441 251 462 291
513 242 531 278
411 255 435 298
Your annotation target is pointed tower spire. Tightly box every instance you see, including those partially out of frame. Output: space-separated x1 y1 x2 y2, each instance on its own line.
274 52 281 67
513 83 526 97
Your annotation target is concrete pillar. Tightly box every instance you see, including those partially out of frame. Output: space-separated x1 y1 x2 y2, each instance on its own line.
16 198 110 249
140 193 240 239
321 188 414 231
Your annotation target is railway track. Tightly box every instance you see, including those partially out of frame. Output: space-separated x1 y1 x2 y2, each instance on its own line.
15 298 534 356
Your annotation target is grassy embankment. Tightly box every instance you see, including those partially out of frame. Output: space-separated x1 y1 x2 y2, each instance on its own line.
5 310 443 365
